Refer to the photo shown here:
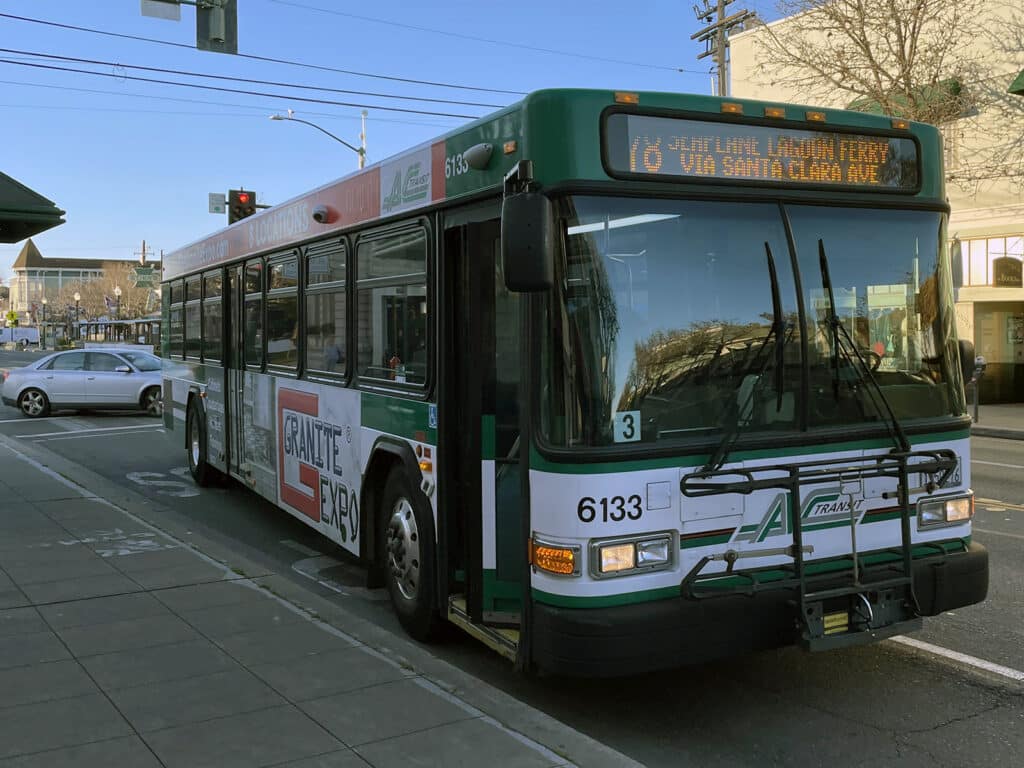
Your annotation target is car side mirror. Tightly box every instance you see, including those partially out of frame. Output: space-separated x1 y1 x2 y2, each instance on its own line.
114 365 132 373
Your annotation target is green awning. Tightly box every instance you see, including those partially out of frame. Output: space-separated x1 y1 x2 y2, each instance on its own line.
1010 70 1024 96
0 172 65 243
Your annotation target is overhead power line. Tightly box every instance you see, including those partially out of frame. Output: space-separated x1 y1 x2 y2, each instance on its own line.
0 58 483 119
0 78 457 127
0 12 525 96
0 47 505 109
270 0 702 74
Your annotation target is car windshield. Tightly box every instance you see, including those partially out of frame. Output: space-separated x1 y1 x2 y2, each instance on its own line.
542 196 965 449
118 351 162 372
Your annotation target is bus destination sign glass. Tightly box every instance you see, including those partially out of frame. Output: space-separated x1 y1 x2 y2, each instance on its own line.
605 113 919 191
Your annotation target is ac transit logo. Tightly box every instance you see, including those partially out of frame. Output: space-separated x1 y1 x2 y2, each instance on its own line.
734 489 867 544
383 161 431 213
278 389 358 543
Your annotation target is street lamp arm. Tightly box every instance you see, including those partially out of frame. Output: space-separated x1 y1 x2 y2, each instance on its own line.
270 114 365 157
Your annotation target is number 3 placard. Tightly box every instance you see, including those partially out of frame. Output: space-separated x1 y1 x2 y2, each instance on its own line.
613 411 641 443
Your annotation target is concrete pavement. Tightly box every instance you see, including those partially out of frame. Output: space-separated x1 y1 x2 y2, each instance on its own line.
971 404 1024 440
0 432 642 768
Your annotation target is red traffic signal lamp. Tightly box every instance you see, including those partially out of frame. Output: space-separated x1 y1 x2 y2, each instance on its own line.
228 188 257 224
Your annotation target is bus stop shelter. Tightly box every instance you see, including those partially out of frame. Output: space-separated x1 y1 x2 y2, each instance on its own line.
0 171 65 243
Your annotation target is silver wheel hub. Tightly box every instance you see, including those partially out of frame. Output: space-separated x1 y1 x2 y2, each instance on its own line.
145 389 163 416
386 498 420 601
21 391 43 417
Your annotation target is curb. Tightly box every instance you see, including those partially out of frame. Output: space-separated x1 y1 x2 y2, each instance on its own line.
971 426 1024 440
0 431 646 768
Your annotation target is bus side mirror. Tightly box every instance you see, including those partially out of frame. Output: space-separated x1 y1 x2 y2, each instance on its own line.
958 339 975 385
501 192 554 292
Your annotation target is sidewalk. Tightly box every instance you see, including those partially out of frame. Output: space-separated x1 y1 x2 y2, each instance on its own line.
970 404 1024 440
0 435 641 768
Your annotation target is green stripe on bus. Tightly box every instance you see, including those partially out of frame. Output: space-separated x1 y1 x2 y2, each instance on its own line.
360 392 437 443
681 532 733 549
529 428 969 475
481 415 496 461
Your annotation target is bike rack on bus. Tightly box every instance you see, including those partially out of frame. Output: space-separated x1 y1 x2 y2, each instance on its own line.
678 448 958 648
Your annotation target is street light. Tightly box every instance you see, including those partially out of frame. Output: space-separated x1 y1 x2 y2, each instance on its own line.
74 291 80 342
269 109 367 169
41 297 47 351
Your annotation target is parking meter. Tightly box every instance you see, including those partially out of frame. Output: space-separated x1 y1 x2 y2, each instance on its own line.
971 355 986 423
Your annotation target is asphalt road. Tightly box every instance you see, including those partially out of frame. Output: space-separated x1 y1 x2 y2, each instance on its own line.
1 351 1020 767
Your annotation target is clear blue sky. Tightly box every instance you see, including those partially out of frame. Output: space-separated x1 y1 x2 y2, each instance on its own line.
0 0 773 281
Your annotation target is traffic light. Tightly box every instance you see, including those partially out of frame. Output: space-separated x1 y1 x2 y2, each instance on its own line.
228 189 256 224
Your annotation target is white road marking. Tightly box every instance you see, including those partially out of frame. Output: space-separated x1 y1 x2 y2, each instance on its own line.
971 459 1024 470
973 527 1024 541
0 416 68 423
33 429 164 443
891 636 1024 683
126 470 200 498
16 423 162 438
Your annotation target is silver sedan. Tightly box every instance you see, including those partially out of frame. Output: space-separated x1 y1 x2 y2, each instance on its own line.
1 348 163 418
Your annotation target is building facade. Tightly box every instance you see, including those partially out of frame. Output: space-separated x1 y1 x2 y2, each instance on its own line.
9 238 160 321
730 5 1024 402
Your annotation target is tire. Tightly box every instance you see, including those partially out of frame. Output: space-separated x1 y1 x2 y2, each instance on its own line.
381 465 444 641
141 386 163 418
18 388 50 418
186 399 215 487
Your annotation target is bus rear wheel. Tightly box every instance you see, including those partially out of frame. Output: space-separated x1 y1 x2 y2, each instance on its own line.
186 399 216 487
381 465 443 642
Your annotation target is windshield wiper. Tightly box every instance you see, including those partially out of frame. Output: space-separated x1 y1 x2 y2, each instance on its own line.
817 239 911 453
702 243 788 472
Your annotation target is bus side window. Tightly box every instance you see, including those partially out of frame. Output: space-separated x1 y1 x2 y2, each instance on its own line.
306 244 347 377
244 260 263 369
356 228 428 385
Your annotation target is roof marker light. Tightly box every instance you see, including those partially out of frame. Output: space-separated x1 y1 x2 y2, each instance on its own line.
805 111 827 122
764 106 786 118
614 92 640 104
891 118 911 130
721 102 743 114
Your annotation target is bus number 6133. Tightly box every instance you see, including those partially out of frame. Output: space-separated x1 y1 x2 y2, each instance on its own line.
577 495 643 523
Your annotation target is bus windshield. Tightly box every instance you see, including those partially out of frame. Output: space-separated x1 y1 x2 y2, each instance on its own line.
542 196 965 449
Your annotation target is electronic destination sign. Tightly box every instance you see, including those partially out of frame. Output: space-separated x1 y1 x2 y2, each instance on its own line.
605 113 919 191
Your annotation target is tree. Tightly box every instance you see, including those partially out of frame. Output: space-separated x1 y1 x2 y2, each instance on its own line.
746 0 1024 183
5 309 18 328
56 262 158 321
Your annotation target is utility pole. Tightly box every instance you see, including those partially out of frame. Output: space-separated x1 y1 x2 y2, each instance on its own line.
692 0 756 96
135 240 149 265
359 110 368 170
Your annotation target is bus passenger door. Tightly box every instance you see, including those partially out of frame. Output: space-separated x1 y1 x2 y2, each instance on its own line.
441 208 524 633
227 265 245 477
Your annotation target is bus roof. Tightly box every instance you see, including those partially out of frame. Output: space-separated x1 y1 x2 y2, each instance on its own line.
163 88 943 281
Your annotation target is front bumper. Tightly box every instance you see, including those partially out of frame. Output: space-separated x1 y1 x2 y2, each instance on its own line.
531 541 988 677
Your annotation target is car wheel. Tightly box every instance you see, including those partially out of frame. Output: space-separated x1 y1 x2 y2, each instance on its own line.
381 465 444 642
186 399 216 486
18 388 50 418
142 386 163 418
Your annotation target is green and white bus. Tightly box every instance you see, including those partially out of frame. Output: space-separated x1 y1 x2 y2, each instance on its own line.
162 89 988 676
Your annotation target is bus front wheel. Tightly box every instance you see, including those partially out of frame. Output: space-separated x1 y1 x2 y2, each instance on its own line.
381 466 443 642
186 399 215 487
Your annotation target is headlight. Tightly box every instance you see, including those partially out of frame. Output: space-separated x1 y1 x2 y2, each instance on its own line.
917 494 974 529
591 533 675 578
